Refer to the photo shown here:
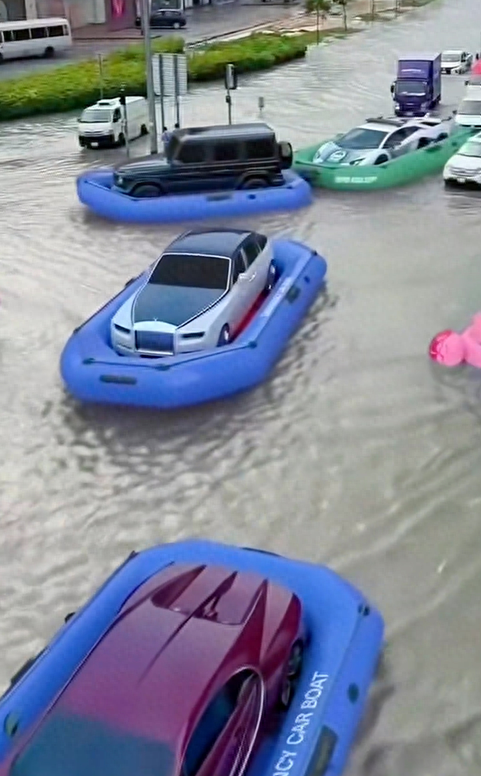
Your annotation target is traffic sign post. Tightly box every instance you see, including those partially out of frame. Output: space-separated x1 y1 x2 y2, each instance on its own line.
224 64 237 125
152 53 188 132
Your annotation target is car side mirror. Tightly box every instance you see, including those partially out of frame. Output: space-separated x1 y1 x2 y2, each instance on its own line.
453 109 457 115
465 80 469 85
390 83 394 94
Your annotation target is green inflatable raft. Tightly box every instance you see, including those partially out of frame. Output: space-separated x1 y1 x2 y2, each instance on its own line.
293 128 474 191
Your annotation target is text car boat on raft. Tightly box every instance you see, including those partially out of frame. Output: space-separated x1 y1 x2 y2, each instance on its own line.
293 115 472 191
60 229 328 410
0 540 384 776
76 122 312 224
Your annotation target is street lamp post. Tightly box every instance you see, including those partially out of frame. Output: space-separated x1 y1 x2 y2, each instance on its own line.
140 0 158 154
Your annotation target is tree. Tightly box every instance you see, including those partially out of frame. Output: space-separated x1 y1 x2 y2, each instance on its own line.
305 0 332 45
336 0 353 32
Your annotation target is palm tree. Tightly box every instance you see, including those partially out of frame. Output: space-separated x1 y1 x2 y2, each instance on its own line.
305 0 332 45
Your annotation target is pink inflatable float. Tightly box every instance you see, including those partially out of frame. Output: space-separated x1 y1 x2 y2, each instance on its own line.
429 313 481 367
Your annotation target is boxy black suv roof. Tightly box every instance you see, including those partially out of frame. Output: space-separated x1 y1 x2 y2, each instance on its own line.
113 122 293 199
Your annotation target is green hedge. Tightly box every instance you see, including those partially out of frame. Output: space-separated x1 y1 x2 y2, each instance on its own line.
0 33 307 122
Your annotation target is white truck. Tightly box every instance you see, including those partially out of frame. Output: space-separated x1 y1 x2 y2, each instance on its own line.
77 97 149 150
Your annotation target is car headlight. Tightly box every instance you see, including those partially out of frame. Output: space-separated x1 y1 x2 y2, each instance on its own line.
116 175 124 185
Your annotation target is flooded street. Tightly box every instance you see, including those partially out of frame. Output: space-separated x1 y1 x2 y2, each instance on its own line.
2 0 481 773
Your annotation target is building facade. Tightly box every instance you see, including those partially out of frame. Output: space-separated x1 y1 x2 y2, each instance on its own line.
1 0 136 28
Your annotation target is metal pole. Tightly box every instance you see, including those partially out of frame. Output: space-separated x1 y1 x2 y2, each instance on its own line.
97 52 104 99
140 0 158 154
173 54 181 128
226 89 232 124
159 59 166 139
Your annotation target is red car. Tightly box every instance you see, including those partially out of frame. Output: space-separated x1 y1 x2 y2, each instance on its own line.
5 562 305 776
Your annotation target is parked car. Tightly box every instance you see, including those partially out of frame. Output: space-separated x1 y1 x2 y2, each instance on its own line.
3 562 304 776
135 7 187 29
113 122 292 198
443 131 481 186
312 115 453 167
441 50 475 74
111 228 278 357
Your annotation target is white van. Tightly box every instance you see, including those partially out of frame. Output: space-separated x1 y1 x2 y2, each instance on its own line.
455 85 481 129
0 18 71 62
77 97 149 149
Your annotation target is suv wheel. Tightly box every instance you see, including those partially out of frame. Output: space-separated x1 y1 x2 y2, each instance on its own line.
132 184 162 198
241 177 267 190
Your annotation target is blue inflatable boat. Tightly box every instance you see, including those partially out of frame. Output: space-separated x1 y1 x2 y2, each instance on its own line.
0 540 384 776
60 239 328 410
76 169 312 224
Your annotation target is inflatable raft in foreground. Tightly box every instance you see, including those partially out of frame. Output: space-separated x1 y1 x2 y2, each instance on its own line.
294 129 473 191
76 169 312 224
0 540 384 776
60 239 327 410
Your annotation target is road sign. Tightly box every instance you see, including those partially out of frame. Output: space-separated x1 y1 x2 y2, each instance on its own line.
152 53 188 98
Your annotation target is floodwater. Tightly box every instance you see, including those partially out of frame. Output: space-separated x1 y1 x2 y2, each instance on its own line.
1 0 481 773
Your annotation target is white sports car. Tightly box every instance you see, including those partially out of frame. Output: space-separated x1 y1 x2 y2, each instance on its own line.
312 116 454 167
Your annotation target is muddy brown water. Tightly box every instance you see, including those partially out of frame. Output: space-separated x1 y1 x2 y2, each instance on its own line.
2 0 481 774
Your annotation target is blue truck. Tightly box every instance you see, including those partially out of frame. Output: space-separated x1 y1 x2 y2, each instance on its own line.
390 53 442 116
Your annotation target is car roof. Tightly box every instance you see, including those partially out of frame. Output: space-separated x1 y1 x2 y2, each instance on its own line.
22 563 295 749
358 120 400 132
399 52 441 60
173 123 276 143
443 49 464 55
164 228 260 259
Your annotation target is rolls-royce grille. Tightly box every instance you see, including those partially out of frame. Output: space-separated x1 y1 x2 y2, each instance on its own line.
135 330 174 354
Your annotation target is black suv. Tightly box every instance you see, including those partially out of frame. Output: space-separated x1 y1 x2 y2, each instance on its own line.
113 123 293 198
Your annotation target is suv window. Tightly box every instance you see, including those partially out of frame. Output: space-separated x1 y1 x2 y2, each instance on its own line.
242 240 259 267
183 672 255 776
177 143 206 164
213 141 240 162
246 138 275 159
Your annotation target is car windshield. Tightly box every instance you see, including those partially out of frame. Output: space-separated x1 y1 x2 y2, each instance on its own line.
10 710 175 776
395 79 427 96
79 108 112 123
458 100 481 116
337 127 389 149
442 53 461 62
458 140 481 157
149 253 230 290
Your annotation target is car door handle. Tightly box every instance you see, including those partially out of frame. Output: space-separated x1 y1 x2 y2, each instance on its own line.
249 273 257 281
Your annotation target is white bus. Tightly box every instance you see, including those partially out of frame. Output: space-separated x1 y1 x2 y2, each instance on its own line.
0 17 72 62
